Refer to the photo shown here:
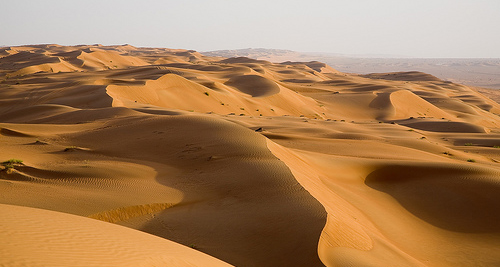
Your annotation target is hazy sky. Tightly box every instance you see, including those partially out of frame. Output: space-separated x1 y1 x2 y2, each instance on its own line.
1 0 499 58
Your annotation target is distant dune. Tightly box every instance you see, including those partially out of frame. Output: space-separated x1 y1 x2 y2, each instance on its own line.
1 44 500 267
205 48 500 90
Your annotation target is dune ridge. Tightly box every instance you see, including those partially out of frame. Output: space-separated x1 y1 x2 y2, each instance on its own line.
1 44 500 266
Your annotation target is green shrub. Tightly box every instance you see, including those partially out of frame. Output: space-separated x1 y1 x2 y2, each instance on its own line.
1 159 23 174
2 159 23 164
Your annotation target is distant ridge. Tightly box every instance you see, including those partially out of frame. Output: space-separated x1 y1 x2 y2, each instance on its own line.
203 48 500 89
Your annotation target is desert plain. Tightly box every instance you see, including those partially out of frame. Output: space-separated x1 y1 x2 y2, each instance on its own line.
0 44 499 266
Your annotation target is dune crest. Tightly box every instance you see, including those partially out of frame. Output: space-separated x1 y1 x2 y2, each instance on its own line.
106 72 325 118
224 74 281 97
389 89 455 120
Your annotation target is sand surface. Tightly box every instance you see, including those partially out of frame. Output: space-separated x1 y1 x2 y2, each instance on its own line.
1 44 500 266
205 49 500 90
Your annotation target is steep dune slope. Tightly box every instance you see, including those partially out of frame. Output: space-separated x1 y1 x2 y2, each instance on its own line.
0 114 326 267
61 115 327 267
268 141 500 267
106 72 326 117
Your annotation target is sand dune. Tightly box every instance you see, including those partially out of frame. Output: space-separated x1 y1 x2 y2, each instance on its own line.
0 204 232 267
205 49 500 90
1 44 500 266
225 74 281 97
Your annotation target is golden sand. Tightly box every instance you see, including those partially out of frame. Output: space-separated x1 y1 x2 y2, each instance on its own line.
1 44 499 266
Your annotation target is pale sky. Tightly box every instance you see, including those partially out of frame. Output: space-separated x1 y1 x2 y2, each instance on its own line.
1 0 499 58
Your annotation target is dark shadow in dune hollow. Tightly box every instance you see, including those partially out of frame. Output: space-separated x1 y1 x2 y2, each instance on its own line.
365 164 500 233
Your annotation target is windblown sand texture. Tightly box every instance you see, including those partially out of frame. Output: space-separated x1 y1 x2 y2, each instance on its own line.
1 44 500 267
